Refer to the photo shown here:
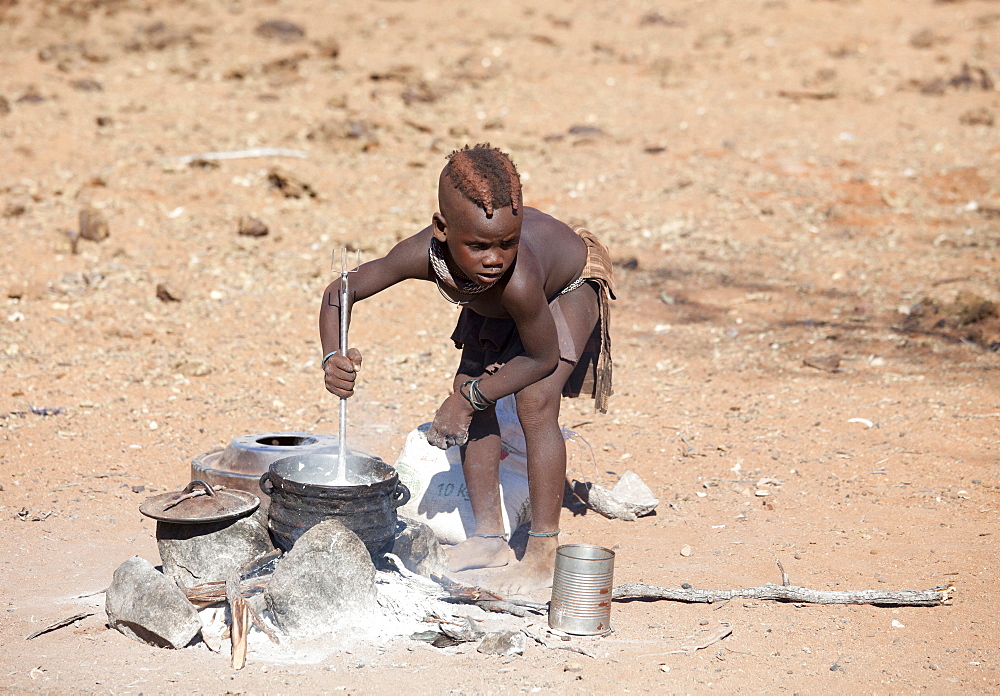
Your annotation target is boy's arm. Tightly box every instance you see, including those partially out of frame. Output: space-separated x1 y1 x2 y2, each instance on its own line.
318 229 431 355
319 229 431 398
470 253 562 400
428 260 558 449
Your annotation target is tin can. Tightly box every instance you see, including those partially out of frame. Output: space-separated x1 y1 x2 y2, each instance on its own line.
548 544 615 635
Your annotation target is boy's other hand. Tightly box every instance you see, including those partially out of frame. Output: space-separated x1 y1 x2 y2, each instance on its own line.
427 392 474 449
324 348 363 398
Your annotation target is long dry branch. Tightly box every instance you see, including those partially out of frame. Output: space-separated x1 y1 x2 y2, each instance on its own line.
614 559 953 607
614 581 953 607
613 583 952 606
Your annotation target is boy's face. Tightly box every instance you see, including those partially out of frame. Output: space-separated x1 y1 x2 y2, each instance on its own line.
433 175 521 286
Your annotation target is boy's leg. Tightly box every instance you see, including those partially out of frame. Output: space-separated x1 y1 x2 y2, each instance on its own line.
489 283 600 597
445 349 513 572
446 405 514 571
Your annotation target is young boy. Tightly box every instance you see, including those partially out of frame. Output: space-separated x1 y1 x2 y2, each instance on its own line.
320 144 615 597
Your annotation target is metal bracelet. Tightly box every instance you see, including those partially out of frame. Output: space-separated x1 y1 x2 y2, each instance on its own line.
469 379 496 410
321 350 339 367
460 379 491 411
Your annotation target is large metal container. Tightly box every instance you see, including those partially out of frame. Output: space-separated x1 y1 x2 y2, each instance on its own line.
260 451 410 560
548 544 615 635
191 432 340 509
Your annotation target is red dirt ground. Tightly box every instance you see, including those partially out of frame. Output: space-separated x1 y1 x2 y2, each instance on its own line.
2 0 998 693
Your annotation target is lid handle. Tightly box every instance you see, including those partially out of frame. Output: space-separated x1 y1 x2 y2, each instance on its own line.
183 480 216 496
161 479 216 511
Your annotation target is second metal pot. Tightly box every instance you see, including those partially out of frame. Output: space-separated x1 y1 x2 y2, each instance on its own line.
260 451 410 560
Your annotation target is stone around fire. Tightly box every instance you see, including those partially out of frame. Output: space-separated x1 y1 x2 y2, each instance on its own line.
156 508 274 589
392 516 449 578
105 556 202 649
264 519 379 638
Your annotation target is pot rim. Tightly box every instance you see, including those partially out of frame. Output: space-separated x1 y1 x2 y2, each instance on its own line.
264 452 399 497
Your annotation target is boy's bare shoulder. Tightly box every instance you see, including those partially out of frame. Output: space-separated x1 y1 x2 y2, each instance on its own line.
501 208 587 303
380 226 433 279
521 207 575 237
392 226 434 255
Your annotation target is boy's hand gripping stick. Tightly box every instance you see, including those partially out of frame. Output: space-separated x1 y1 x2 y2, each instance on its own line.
333 248 360 478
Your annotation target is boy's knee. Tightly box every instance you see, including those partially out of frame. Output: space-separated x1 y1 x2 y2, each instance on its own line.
515 387 560 427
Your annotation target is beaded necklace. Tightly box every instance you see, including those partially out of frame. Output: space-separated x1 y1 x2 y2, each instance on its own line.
428 237 499 305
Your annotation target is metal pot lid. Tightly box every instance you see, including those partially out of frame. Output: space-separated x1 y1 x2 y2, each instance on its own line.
213 432 340 475
139 479 259 524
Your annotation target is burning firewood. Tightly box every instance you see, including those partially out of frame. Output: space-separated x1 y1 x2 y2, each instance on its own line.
183 577 269 607
226 571 249 670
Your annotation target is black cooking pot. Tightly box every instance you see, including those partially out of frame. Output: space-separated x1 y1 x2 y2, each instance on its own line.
259 451 410 560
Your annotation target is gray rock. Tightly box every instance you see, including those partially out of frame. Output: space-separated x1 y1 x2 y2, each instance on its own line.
392 517 449 578
573 470 659 521
440 616 485 643
611 470 659 513
78 206 109 242
105 556 201 649
237 215 269 237
255 19 306 42
477 630 526 656
264 519 379 637
156 508 274 589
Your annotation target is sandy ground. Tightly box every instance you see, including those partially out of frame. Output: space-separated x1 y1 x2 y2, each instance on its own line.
2 0 999 693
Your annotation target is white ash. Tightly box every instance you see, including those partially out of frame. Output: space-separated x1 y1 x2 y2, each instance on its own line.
205 565 523 665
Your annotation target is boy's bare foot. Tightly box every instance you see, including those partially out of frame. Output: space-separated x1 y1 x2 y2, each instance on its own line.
487 534 559 599
446 535 512 573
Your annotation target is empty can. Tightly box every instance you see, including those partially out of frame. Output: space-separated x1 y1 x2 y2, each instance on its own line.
548 544 615 635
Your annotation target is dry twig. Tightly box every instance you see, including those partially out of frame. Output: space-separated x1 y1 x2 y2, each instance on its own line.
432 574 547 616
521 627 598 658
777 89 838 100
247 602 280 645
475 600 530 617
221 550 282 667
163 148 308 166
642 622 733 656
25 612 94 640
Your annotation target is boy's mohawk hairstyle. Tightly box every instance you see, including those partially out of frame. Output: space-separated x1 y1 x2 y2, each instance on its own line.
444 143 522 216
